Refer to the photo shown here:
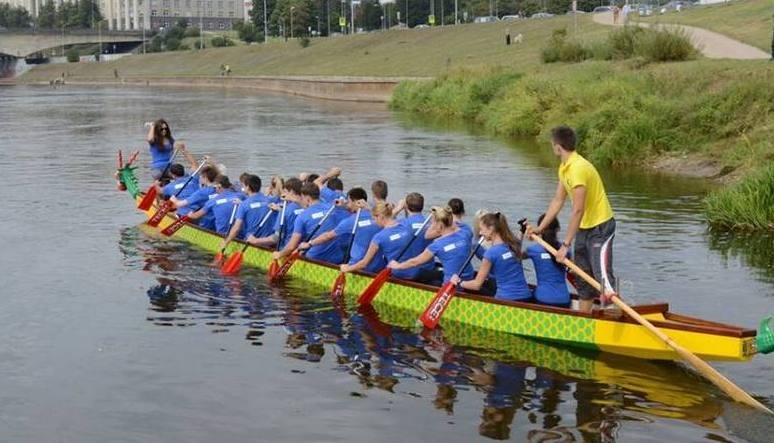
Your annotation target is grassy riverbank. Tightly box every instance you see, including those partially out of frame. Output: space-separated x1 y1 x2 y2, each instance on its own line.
640 0 772 52
21 15 609 79
391 59 774 230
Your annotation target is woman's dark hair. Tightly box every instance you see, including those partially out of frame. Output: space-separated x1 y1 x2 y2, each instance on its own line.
448 198 465 216
405 192 424 212
480 212 521 259
151 119 174 147
214 175 232 190
371 180 388 200
169 164 185 177
537 213 561 265
200 165 219 184
305 173 320 184
327 177 344 191
284 177 303 195
300 182 320 199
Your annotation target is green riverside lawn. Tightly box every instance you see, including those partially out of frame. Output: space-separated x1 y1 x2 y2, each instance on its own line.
640 0 773 52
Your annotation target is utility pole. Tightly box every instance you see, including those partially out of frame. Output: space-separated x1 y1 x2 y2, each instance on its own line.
263 0 268 42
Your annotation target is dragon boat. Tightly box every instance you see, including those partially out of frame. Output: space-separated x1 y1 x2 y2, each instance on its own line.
117 163 774 363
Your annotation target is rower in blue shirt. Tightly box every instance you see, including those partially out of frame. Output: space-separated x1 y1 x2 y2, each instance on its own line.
219 174 273 252
185 175 241 235
249 177 304 250
303 187 381 271
452 213 531 302
525 214 571 308
170 164 219 228
396 192 435 278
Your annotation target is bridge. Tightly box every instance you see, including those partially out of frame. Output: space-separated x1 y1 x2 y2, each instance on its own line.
0 29 145 58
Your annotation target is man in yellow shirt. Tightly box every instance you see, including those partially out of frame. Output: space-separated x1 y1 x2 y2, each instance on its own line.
530 125 616 313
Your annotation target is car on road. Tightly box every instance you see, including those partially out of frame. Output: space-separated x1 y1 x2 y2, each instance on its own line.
474 16 499 23
501 15 522 21
530 12 555 19
592 6 611 13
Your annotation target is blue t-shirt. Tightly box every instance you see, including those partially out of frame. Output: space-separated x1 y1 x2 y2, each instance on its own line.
293 202 343 264
398 214 434 273
483 243 531 301
320 187 345 204
526 243 570 306
371 223 414 279
148 138 174 170
182 184 216 220
456 221 474 245
162 174 197 201
273 202 303 249
236 193 274 239
427 230 475 282
334 210 382 273
202 189 241 235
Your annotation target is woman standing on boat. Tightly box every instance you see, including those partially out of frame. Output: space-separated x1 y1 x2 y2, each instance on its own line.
525 214 571 308
145 119 176 181
451 213 531 301
388 206 474 286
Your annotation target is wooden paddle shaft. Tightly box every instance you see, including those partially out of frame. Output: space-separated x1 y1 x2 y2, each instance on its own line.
530 234 773 414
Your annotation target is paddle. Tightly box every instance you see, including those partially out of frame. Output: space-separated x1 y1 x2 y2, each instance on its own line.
138 148 178 210
267 201 287 281
418 237 484 330
269 204 337 282
357 214 432 306
331 208 362 300
213 203 239 266
147 158 206 227
221 207 275 276
529 233 773 414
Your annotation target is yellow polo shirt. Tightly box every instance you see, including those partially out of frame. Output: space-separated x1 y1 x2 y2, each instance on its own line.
559 152 614 229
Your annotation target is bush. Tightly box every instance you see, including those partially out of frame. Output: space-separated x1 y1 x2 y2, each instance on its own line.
636 27 696 62
66 48 79 62
165 37 181 51
541 28 592 64
193 40 205 49
607 26 644 59
298 36 310 48
211 36 235 47
184 27 200 37
705 165 774 230
236 21 262 43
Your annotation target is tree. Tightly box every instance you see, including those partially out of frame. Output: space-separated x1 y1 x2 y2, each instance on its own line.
234 21 262 43
0 4 32 28
250 0 277 39
36 1 57 28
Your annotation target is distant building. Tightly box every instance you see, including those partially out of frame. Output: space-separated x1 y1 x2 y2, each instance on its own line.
0 0 244 31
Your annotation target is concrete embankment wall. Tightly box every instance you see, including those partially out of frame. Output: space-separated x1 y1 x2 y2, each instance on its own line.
16 75 408 103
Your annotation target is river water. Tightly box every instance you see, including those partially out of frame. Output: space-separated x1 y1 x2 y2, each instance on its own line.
1 85 772 442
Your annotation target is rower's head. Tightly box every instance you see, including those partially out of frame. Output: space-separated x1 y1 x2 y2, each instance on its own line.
405 192 424 214
371 180 388 201
238 172 250 188
300 182 320 207
213 175 232 193
473 208 492 238
327 177 344 192
199 165 219 186
282 177 303 201
479 212 521 255
305 173 320 184
244 174 262 194
269 176 284 197
346 187 367 211
430 206 454 230
537 213 560 246
169 163 185 179
550 125 577 155
448 198 465 220
372 201 396 227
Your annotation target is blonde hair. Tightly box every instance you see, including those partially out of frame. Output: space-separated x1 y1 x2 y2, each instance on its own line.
269 175 284 197
473 208 492 238
430 206 454 228
372 201 396 219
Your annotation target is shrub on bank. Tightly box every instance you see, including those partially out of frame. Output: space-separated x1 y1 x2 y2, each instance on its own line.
705 165 774 231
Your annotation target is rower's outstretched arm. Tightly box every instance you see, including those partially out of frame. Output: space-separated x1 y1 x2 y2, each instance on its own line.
455 260 492 291
220 219 244 251
390 249 434 270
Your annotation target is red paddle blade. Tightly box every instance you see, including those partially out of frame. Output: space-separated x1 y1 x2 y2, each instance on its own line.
147 202 171 227
137 186 157 211
270 251 300 282
330 272 346 299
267 259 279 281
160 215 188 236
221 252 244 275
419 282 457 330
356 268 392 305
212 251 225 267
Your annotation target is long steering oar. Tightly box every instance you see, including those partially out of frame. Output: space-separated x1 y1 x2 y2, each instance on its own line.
138 148 178 210
267 202 287 281
357 214 432 306
213 203 239 266
418 237 484 330
530 234 773 414
221 208 275 276
270 204 337 282
331 208 362 300
147 158 206 227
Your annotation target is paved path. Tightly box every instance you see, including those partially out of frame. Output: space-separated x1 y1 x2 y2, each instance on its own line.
592 12 769 60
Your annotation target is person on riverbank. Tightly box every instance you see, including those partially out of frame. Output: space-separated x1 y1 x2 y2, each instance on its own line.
451 213 530 301
525 214 571 308
771 11 774 61
528 125 616 313
146 119 176 181
389 206 474 286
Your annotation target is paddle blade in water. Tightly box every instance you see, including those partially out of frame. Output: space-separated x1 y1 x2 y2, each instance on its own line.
161 215 188 236
267 259 279 281
330 272 346 300
271 250 300 282
419 281 457 330
221 252 244 276
212 250 226 267
137 186 157 211
147 202 172 227
357 268 392 305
